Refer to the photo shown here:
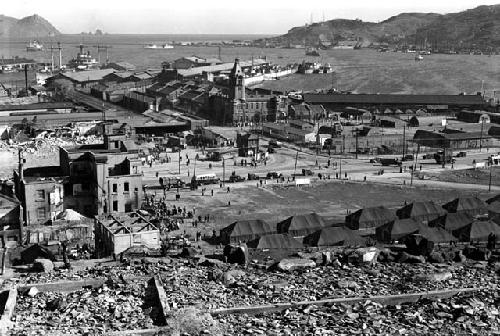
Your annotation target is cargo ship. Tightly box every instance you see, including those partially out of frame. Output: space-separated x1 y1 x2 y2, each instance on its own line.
26 40 43 52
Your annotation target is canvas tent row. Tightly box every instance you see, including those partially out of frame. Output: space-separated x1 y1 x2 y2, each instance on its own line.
487 201 500 218
417 226 458 243
452 220 500 242
396 201 446 223
376 218 423 242
220 219 275 244
430 213 473 232
442 197 487 217
345 206 397 231
277 213 329 237
304 226 366 247
247 233 303 249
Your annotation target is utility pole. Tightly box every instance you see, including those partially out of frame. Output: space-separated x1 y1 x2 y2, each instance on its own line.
479 116 485 152
294 150 299 175
402 124 406 160
178 150 181 175
354 129 359 159
222 157 226 186
193 157 197 177
489 163 493 192
411 144 420 186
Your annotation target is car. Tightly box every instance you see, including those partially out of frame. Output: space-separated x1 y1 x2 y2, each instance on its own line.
301 169 313 176
229 175 245 183
69 248 79 260
269 140 282 148
266 172 282 179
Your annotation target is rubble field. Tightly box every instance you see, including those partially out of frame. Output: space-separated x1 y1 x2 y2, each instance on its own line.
6 256 500 335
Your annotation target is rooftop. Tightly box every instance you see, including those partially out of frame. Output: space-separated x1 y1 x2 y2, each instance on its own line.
304 94 486 106
96 211 159 235
58 69 116 83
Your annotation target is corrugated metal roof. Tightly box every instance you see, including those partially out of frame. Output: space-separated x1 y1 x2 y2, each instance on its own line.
60 69 116 83
304 94 485 106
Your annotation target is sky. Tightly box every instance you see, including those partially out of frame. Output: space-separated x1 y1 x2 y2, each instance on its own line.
5 0 500 34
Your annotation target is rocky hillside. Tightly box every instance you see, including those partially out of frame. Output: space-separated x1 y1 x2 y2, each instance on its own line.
0 14 60 38
415 5 500 50
260 4 500 49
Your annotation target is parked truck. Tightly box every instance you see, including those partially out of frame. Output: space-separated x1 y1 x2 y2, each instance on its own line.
434 150 455 164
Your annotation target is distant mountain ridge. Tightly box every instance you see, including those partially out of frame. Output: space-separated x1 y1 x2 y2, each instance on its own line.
0 14 60 38
258 4 500 50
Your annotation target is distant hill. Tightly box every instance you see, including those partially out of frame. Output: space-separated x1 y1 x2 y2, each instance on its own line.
415 5 500 51
0 14 60 38
259 5 500 50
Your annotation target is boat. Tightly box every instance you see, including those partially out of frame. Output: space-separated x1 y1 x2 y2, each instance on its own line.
305 47 320 57
67 44 99 70
26 40 43 52
144 43 174 49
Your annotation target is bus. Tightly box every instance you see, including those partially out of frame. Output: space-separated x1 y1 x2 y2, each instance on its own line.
194 173 220 185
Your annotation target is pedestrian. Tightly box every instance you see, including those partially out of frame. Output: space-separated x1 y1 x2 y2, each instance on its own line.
227 186 230 193
207 214 210 222
211 189 214 196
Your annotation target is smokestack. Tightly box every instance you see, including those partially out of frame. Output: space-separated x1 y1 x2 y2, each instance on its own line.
24 64 28 94
18 149 24 181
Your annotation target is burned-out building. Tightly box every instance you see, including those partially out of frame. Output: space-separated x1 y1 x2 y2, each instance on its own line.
14 123 144 232
95 211 160 257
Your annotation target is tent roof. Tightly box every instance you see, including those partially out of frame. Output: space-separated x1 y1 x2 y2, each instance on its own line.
386 218 423 236
304 226 366 246
443 197 487 213
488 201 500 214
454 220 500 239
279 213 328 232
417 226 457 243
222 219 274 238
247 233 303 249
398 201 446 218
350 206 396 223
434 212 473 231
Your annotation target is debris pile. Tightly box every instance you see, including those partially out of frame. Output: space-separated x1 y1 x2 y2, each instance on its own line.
218 289 500 335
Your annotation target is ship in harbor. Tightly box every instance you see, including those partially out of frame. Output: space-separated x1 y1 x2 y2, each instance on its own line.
26 40 44 52
144 43 174 49
305 47 320 57
67 44 99 70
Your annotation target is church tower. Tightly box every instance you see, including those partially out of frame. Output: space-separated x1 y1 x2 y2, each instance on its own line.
229 58 245 101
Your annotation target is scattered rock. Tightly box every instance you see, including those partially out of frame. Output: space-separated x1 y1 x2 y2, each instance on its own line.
27 287 39 297
32 259 54 273
398 252 425 263
347 247 380 266
277 258 316 272
427 252 445 263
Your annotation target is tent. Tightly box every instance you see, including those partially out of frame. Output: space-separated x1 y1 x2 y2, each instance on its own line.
430 213 473 232
417 226 458 243
20 244 57 264
376 218 423 242
345 206 397 231
304 226 366 247
277 213 329 237
452 220 500 242
220 219 275 244
247 233 303 249
397 201 446 223
442 197 487 217
488 201 500 218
